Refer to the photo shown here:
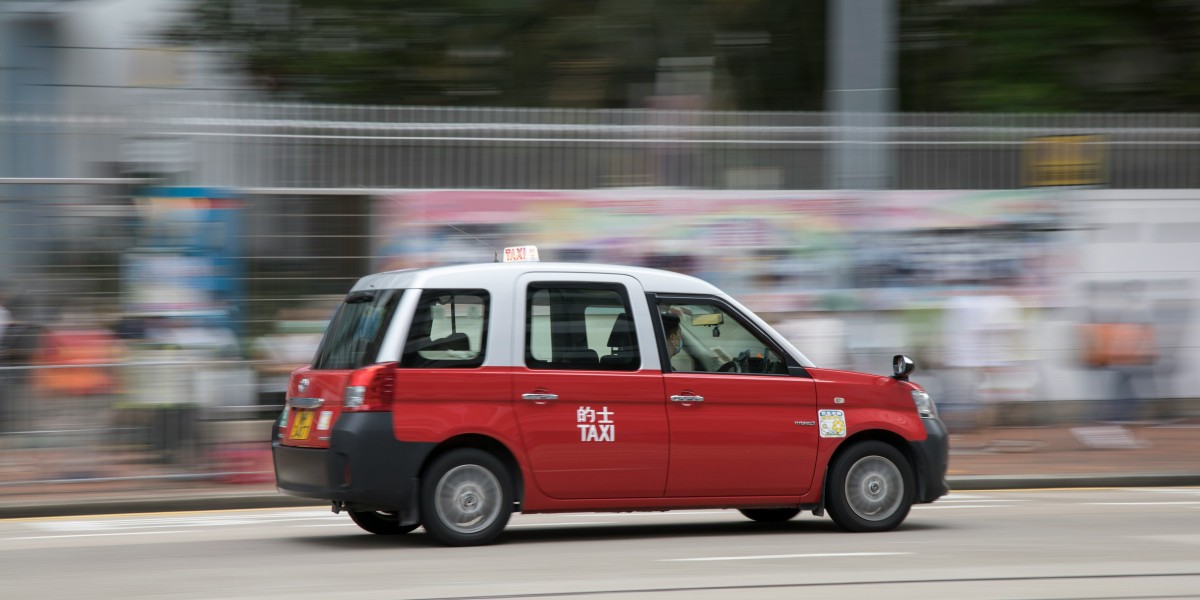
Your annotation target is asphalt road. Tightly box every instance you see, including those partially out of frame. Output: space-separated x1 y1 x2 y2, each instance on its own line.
3 488 1199 600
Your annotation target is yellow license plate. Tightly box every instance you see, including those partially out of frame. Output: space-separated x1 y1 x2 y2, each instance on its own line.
289 411 314 440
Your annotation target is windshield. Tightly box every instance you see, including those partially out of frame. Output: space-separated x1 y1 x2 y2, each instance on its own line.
310 289 403 370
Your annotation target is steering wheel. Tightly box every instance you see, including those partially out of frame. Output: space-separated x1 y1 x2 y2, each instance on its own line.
718 349 752 373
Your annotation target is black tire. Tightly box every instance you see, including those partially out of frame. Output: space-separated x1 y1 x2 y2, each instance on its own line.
825 441 914 533
420 448 514 546
738 508 801 523
347 510 420 535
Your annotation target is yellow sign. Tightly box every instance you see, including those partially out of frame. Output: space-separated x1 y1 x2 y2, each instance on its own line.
1024 134 1106 187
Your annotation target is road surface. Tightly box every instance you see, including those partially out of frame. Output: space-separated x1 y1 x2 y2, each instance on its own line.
3 487 1199 599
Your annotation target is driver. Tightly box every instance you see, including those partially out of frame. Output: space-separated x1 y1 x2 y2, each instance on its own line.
661 312 696 372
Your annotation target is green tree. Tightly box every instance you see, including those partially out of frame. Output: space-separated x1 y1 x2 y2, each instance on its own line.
900 0 1200 112
171 1 1200 112
165 0 826 109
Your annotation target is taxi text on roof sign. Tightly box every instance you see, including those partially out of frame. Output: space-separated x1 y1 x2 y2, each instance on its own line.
503 245 540 262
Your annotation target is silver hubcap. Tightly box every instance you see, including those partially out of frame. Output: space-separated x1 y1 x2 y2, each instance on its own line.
844 455 903 522
434 464 502 535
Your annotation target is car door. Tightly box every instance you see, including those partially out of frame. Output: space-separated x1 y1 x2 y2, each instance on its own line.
654 295 819 497
511 273 669 500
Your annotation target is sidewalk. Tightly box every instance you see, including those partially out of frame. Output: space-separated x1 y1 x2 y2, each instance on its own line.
945 420 1200 489
2 421 1198 519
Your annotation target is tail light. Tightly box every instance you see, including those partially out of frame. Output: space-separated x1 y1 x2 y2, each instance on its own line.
343 362 397 412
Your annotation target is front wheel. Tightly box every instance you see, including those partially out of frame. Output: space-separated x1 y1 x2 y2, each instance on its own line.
825 441 914 532
738 508 800 523
420 448 513 546
347 510 419 535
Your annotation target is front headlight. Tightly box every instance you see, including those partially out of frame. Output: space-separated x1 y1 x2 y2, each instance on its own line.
912 389 937 419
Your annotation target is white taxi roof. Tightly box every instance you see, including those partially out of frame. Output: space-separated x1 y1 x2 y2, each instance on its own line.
351 262 726 297
354 261 816 369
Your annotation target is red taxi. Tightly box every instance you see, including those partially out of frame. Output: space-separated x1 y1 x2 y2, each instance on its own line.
273 248 948 546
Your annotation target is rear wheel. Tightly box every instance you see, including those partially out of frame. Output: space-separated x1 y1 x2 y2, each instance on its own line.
738 508 800 523
347 510 419 535
420 448 513 546
826 441 914 532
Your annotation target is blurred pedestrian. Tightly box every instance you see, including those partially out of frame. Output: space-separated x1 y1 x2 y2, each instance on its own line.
1071 280 1158 450
135 313 240 465
1080 280 1158 424
28 309 120 477
940 283 1027 433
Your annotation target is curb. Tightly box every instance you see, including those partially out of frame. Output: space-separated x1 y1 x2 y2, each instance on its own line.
0 491 323 520
4 474 1199 520
947 472 1200 491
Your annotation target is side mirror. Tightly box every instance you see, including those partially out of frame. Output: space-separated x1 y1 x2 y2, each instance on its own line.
892 354 915 381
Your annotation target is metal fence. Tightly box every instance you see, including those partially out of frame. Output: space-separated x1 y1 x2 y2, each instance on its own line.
4 102 1200 189
0 359 275 493
4 102 1200 491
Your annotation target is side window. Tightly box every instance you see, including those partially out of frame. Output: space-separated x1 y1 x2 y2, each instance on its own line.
526 284 640 371
657 300 789 375
401 290 489 368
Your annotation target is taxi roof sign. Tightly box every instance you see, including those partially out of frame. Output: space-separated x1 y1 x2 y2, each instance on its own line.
502 245 540 263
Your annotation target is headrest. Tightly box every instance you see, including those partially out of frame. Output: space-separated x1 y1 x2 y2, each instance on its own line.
606 313 635 348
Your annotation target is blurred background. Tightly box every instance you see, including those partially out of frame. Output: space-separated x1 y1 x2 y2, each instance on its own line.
1 0 1198 498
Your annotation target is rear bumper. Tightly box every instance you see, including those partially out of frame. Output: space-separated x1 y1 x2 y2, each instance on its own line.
273 412 435 517
912 417 950 503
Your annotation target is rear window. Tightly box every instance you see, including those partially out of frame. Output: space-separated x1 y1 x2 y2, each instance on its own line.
310 289 403 370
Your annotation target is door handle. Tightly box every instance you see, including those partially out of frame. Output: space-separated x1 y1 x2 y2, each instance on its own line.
288 397 324 409
522 393 559 402
670 395 704 403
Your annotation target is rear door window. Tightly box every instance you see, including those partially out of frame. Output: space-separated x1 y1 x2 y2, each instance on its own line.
526 284 640 371
402 290 490 368
310 289 403 370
